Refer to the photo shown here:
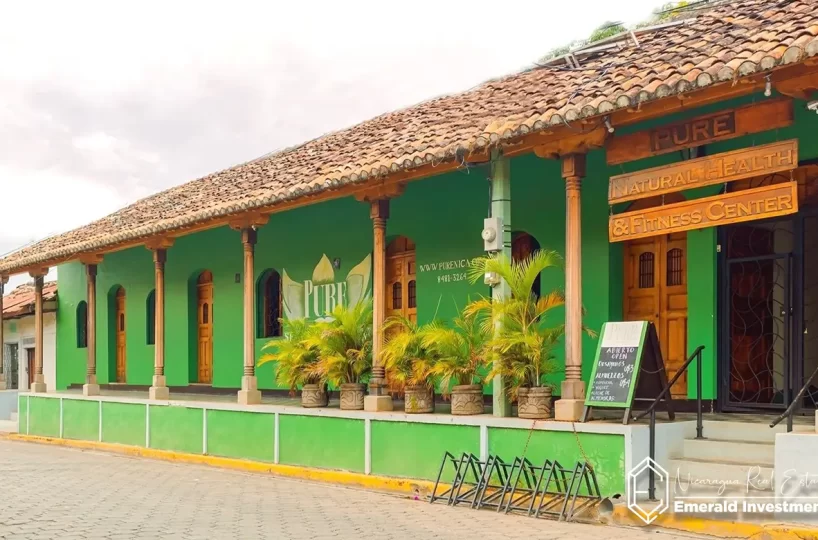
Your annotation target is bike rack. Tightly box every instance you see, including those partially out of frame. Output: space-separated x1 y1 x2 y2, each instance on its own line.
430 451 602 522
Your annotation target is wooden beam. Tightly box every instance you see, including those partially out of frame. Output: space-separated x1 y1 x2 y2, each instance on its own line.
144 237 174 251
228 212 269 231
775 70 818 100
78 253 104 265
533 127 608 159
353 182 405 202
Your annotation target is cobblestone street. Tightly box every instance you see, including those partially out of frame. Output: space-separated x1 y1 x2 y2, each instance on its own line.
0 440 699 540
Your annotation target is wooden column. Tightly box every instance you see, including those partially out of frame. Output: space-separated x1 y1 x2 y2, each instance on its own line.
30 271 47 393
149 249 169 400
0 276 7 390
364 199 393 412
83 264 100 396
555 154 586 421
238 228 261 405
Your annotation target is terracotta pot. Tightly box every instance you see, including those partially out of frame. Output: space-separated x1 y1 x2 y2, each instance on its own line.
340 383 366 410
451 384 484 416
517 386 553 419
301 384 328 408
404 385 434 414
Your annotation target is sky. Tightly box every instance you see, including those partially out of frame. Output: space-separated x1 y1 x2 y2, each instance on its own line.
0 0 663 290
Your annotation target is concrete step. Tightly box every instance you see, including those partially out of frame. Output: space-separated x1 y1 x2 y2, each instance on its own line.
681 438 774 465
668 458 774 492
701 420 811 443
0 420 18 434
9 412 17 422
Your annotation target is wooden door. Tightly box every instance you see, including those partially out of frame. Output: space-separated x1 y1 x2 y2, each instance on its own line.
115 287 127 383
386 237 417 323
26 348 35 387
624 233 689 397
197 271 214 384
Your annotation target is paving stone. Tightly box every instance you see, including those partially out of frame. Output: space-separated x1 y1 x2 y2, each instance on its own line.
0 439 699 539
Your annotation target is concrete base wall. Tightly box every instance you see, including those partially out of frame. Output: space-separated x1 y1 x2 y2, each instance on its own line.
19 393 635 497
774 432 818 524
0 390 18 420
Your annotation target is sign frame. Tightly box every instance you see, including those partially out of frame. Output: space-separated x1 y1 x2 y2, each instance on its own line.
609 181 799 242
583 321 675 424
606 98 793 165
608 139 798 205
584 321 648 409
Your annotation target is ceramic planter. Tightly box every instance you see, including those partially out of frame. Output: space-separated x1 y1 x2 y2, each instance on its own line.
517 386 553 419
450 384 484 415
404 385 434 414
301 384 329 408
340 383 366 410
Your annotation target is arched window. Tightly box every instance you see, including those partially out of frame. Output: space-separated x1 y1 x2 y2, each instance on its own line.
512 232 541 299
77 301 88 349
146 290 156 345
386 236 416 320
257 269 282 337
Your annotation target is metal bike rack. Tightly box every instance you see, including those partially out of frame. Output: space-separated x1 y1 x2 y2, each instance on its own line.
430 451 602 522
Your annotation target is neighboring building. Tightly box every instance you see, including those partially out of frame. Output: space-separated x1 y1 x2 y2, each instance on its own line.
1 282 57 391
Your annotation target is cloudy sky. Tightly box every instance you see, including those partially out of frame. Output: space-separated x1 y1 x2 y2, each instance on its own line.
1 0 663 289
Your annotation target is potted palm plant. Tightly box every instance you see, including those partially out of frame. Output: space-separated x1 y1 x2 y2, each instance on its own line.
307 300 373 410
258 318 328 408
422 311 489 416
382 316 436 414
468 250 594 419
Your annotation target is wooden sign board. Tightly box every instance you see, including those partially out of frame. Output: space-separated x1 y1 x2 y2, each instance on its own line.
608 139 798 204
606 98 793 165
583 321 674 424
609 181 798 242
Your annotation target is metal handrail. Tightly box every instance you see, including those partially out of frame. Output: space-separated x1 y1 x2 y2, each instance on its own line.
633 345 705 501
770 362 818 432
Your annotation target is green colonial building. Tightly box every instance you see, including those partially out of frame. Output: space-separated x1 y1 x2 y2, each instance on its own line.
3 0 818 506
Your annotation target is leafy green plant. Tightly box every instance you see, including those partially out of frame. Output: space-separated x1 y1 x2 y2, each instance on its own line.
306 300 374 386
382 316 436 392
257 318 321 393
422 311 490 395
467 250 595 398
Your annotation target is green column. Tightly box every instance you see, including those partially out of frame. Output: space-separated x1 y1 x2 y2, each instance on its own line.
491 151 512 417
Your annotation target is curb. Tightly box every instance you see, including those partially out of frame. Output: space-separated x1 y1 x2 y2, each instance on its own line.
608 505 818 539
7 433 817 538
4 433 437 499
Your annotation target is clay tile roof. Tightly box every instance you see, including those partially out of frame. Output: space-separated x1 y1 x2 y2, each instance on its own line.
2 282 58 319
1 0 817 275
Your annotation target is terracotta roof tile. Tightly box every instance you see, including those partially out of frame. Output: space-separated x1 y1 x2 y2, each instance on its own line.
2 282 58 319
1 0 817 275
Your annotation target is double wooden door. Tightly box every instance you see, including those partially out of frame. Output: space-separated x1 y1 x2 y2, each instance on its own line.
386 237 417 323
115 287 127 383
624 233 689 397
197 271 214 384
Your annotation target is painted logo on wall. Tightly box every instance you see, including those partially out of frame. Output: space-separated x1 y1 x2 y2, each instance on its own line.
282 254 371 321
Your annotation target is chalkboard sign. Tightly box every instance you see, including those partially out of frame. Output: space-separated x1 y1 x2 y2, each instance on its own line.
585 321 647 407
583 321 674 424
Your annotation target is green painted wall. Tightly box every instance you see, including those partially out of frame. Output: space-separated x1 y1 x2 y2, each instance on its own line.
279 415 364 472
149 405 203 454
62 399 99 441
101 402 146 446
18 395 27 434
488 427 625 496
28 397 59 438
206 409 274 461
54 92 818 403
370 421 479 481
